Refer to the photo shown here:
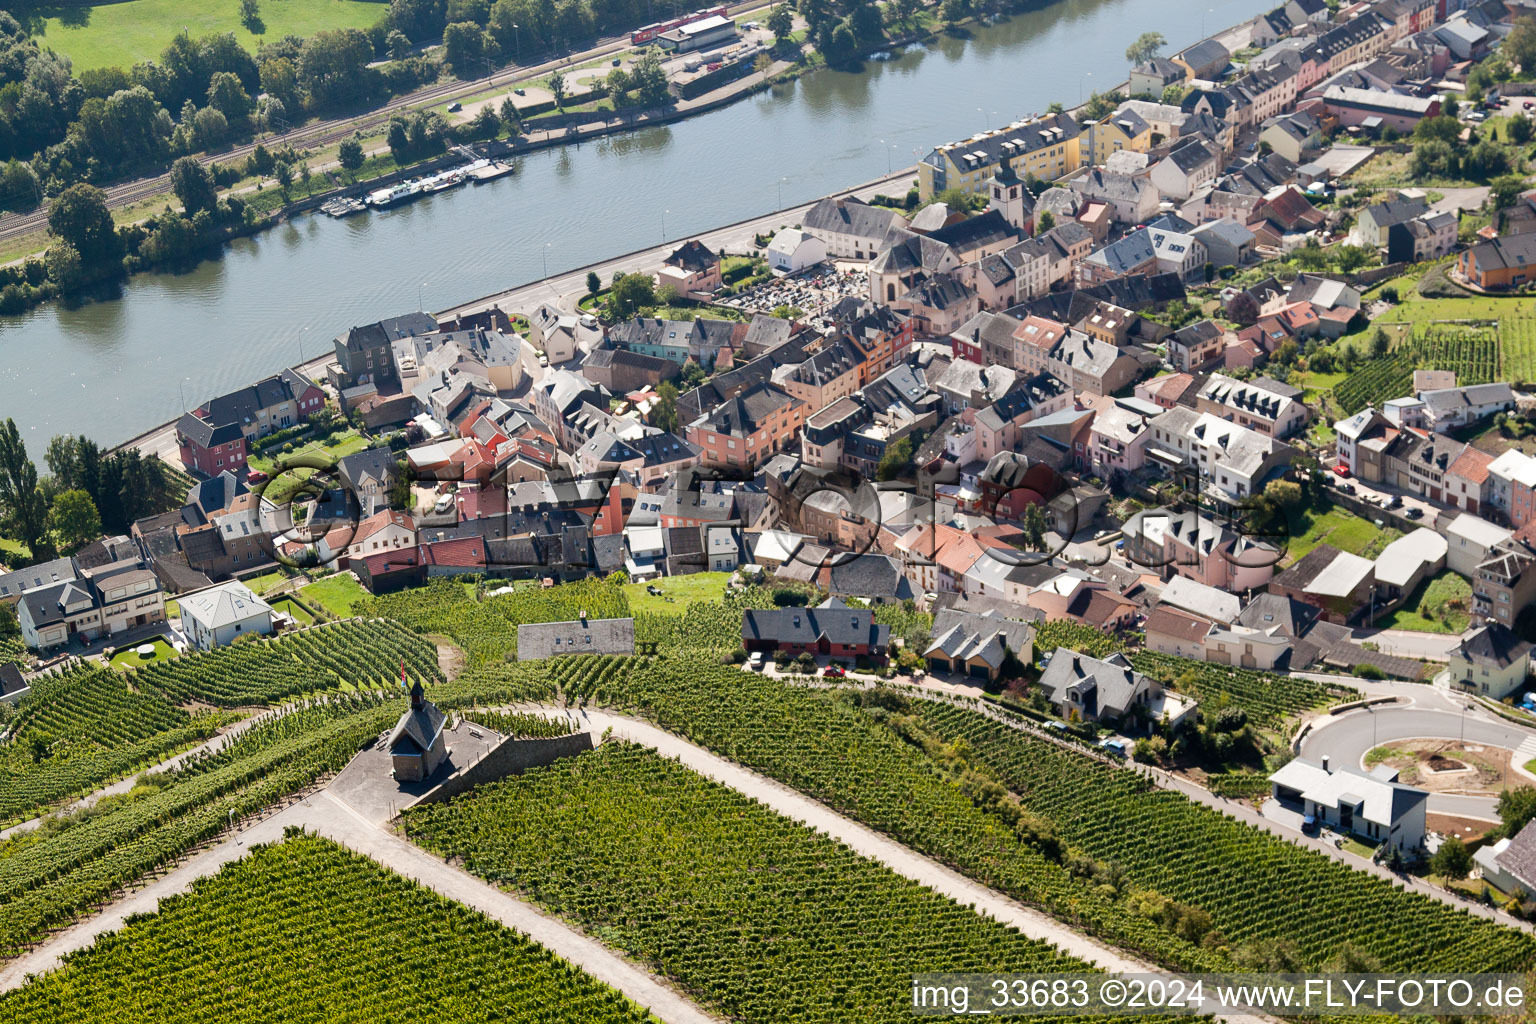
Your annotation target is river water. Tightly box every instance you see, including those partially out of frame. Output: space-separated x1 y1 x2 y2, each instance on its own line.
0 0 1269 445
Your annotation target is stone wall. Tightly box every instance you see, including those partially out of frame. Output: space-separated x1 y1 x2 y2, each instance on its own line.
408 731 593 808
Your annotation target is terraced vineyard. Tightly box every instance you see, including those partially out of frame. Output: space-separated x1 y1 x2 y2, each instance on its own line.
913 700 1534 972
1410 324 1499 385
1035 620 1124 660
1503 316 1536 382
404 742 1113 1024
132 620 440 706
462 708 576 738
1335 326 1506 414
0 833 653 1024
0 665 231 828
0 695 397 957
1129 652 1358 727
364 577 631 666
447 652 1536 975
1334 351 1415 415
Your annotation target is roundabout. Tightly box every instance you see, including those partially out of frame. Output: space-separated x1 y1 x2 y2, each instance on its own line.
1298 690 1536 821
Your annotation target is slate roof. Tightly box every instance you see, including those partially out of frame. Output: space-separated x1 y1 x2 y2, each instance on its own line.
925 608 1036 670
741 599 890 650
826 553 913 602
803 196 903 240
179 581 271 631
0 556 78 603
388 683 446 756
1453 623 1534 670
926 209 1019 254
1037 649 1148 718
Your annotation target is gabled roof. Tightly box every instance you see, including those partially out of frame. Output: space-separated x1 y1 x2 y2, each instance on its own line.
1452 623 1534 670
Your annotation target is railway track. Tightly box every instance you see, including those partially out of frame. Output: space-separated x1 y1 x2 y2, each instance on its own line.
0 0 776 246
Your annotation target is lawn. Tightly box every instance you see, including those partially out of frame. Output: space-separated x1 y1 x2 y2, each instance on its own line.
269 596 314 624
108 636 179 670
247 429 374 506
622 572 733 615
240 569 292 596
0 535 29 560
34 0 385 71
1283 505 1396 563
299 573 370 618
1378 570 1472 634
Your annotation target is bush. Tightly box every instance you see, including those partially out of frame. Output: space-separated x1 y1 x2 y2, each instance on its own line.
1354 663 1386 680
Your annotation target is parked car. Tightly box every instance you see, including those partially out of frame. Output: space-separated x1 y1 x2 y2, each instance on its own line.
1385 494 1402 509
1405 506 1424 520
822 665 847 678
579 313 599 329
1340 483 1356 495
1332 463 1351 478
748 651 764 671
447 101 462 112
247 469 269 484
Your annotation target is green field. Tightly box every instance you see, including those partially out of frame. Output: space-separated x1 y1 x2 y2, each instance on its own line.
1378 570 1473 634
107 637 179 670
247 429 374 506
1283 505 1398 563
622 571 732 615
34 0 386 72
298 573 370 618
0 834 652 1024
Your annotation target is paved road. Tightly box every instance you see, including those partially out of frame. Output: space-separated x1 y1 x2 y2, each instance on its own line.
1350 628 1465 662
1299 699 1536 820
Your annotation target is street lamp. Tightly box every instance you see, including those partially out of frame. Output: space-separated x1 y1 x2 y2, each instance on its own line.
1079 71 1092 105
778 176 787 208
879 139 892 173
419 281 427 312
298 325 310 365
662 208 670 241
543 242 551 278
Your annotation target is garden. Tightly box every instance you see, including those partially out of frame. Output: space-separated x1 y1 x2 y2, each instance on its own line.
106 637 180 670
297 573 370 618
1377 571 1473 634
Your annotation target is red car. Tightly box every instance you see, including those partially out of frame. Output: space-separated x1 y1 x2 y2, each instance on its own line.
822 665 847 678
1332 463 1351 479
247 469 269 484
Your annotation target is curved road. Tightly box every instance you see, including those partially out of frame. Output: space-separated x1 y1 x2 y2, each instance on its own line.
1299 694 1536 820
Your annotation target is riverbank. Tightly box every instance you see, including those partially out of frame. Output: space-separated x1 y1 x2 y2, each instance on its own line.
112 166 918 463
3 0 1274 446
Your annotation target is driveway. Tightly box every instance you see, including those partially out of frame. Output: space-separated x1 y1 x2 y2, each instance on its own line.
1428 186 1491 216
1350 627 1466 662
1298 700 1536 820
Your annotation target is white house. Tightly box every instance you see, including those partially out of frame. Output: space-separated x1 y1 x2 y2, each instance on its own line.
1446 513 1513 577
1270 757 1427 852
178 580 274 652
767 229 828 275
1439 623 1534 700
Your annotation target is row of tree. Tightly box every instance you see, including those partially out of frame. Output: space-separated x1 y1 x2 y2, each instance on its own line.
0 420 181 564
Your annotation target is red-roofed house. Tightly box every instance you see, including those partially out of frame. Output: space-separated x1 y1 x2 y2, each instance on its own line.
357 546 424 593
330 510 416 568
421 536 487 573
1135 372 1194 410
1448 446 1495 514
1011 315 1068 376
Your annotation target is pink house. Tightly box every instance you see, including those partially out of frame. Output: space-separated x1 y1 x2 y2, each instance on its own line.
1089 405 1152 475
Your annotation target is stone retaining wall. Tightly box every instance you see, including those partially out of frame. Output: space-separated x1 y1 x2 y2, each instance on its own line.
408 731 593 807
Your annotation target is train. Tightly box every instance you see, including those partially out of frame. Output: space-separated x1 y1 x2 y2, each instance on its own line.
631 6 729 44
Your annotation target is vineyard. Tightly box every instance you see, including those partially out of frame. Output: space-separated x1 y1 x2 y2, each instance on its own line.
403 742 1111 1024
1036 620 1124 660
0 694 399 957
461 709 576 738
1129 653 1358 728
1334 325 1503 415
131 621 441 706
441 652 1536 975
0 833 654 1024
363 577 631 667
1502 316 1536 383
0 664 231 828
912 700 1534 972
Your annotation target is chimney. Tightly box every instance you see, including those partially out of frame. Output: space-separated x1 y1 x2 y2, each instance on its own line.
410 680 424 709
1321 755 1330 774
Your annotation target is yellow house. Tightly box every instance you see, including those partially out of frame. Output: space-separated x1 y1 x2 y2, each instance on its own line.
1085 107 1152 164
919 112 1083 201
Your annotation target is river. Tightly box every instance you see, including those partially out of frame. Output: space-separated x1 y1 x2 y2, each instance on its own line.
0 0 1270 446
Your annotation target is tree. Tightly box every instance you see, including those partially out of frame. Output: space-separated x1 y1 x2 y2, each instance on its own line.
939 0 969 24
206 70 252 121
1510 116 1533 145
298 28 375 109
653 380 680 432
274 159 294 196
1371 327 1389 357
1497 787 1536 837
170 156 218 214
1125 31 1165 66
768 3 794 42
1505 15 1536 72
386 29 414 60
0 159 39 213
629 51 670 107
499 95 522 132
49 184 121 268
605 67 631 100
1264 479 1303 512
876 435 915 482
609 272 655 317
1492 174 1527 210
46 489 100 554
1035 210 1054 235
548 71 566 109
0 419 48 558
338 136 365 175
1160 83 1186 105
444 21 488 76
1022 501 1047 548
1413 115 1460 146
586 270 601 294
1430 836 1472 881
44 242 84 291
1463 138 1511 180
849 2 883 44
240 0 262 31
